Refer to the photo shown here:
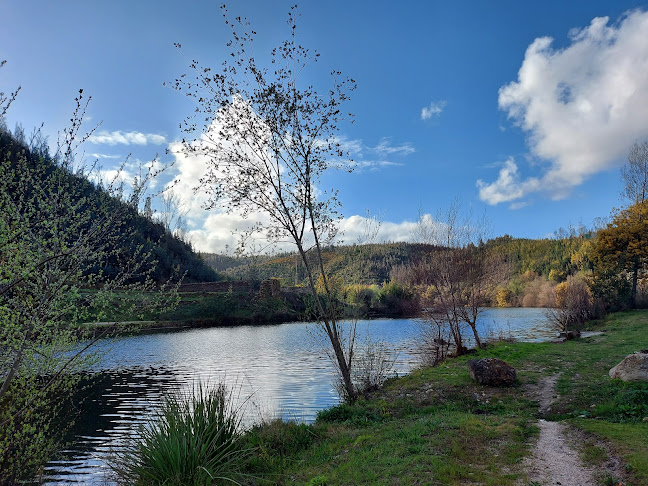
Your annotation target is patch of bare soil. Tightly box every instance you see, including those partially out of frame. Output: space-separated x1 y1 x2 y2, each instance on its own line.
522 374 625 486
525 419 597 485
525 373 560 418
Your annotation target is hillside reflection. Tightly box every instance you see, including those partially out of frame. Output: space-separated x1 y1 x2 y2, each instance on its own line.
46 368 182 485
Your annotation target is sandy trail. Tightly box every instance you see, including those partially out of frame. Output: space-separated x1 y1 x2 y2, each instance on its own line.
523 374 598 486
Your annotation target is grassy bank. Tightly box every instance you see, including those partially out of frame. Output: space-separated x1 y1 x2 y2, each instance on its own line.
79 289 300 334
238 311 648 485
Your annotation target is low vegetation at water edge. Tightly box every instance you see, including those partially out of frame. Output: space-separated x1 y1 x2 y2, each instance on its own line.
238 310 648 485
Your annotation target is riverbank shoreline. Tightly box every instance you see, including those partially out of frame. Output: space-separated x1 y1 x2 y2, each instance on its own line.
238 310 648 484
82 313 303 335
82 310 421 336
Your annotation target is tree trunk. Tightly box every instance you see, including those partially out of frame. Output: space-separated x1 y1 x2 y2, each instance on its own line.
296 242 356 401
632 258 639 308
469 321 482 349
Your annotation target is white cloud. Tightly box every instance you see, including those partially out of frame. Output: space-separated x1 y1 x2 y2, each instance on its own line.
477 158 541 206
335 136 365 156
185 212 424 254
481 10 648 205
167 124 423 253
88 156 164 195
89 153 123 160
94 168 133 187
165 140 211 225
186 210 281 254
420 100 446 120
509 201 529 210
336 136 415 157
88 130 167 146
332 136 414 172
373 137 416 155
352 160 404 171
338 215 419 246
164 98 419 253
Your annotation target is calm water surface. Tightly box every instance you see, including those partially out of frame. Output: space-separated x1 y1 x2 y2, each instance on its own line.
46 308 553 484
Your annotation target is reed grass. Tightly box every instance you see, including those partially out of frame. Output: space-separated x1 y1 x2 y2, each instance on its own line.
112 382 249 485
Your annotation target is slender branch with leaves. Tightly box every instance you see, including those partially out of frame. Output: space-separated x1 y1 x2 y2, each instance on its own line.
0 77 178 481
170 5 359 400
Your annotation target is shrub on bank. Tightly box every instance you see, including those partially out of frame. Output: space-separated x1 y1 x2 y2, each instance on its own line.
112 383 248 485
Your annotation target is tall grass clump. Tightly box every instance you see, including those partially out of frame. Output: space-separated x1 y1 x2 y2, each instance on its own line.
112 382 248 485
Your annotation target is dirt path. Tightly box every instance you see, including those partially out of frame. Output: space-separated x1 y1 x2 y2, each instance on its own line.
523 374 598 486
526 419 597 485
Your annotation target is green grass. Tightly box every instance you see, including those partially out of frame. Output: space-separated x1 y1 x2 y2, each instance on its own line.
237 310 648 485
577 419 648 483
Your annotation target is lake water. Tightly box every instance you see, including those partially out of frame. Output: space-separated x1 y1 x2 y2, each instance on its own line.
45 307 554 484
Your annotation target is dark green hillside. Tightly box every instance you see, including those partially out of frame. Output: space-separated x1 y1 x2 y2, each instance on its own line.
0 124 219 284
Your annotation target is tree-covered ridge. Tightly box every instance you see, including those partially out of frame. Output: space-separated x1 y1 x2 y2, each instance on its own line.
205 243 435 285
0 123 220 285
485 233 595 280
208 237 593 289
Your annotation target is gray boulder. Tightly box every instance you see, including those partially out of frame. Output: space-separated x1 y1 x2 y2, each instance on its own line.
609 350 648 382
467 357 517 386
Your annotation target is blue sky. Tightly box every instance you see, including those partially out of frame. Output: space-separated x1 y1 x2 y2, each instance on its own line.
2 1 648 253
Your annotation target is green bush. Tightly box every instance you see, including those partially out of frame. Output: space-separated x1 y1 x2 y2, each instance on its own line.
316 402 386 425
112 382 248 485
247 420 315 456
378 281 408 303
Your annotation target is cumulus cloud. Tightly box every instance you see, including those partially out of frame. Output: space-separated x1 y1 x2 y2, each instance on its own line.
185 211 423 254
477 157 541 206
89 130 167 146
420 100 446 120
186 210 281 254
164 98 420 253
480 10 648 205
167 124 423 253
338 215 418 245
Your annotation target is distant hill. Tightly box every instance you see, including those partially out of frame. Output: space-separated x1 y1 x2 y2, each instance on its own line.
203 242 435 285
0 123 220 284
202 235 594 289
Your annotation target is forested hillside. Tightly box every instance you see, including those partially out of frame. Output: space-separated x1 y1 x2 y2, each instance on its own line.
204 236 593 288
0 123 220 284
199 231 621 314
203 243 432 285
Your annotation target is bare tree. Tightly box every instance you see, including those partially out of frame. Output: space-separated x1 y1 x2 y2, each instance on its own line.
622 140 648 205
157 190 190 240
170 7 359 399
546 274 594 336
408 203 501 356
